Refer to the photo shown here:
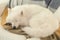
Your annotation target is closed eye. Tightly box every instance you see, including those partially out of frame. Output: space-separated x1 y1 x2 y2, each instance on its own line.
5 23 12 26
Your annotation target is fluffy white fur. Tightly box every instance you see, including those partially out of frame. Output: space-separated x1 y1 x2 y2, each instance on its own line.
0 25 26 40
54 7 60 22
22 11 59 38
6 4 52 28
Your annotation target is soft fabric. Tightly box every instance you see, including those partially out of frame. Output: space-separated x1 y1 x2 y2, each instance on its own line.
27 38 41 40
0 25 26 40
0 0 9 16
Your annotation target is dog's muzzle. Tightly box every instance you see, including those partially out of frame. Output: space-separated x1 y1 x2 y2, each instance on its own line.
12 26 16 29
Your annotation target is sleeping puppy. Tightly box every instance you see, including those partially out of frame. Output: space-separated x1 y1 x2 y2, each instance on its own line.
5 4 52 29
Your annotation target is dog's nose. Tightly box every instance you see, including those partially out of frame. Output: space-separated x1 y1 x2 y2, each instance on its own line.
13 26 16 29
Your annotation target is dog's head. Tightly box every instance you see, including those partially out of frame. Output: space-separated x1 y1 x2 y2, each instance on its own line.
5 14 19 29
5 7 28 29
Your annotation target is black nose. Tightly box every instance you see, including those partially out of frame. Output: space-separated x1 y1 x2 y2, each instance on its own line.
13 26 16 29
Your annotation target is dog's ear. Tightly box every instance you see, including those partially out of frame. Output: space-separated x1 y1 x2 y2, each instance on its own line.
21 11 23 16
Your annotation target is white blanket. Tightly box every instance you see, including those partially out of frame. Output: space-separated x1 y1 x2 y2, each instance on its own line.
0 25 26 40
0 0 9 17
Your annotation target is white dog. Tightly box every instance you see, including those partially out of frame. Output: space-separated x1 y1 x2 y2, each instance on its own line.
6 4 51 29
5 4 59 39
22 11 59 38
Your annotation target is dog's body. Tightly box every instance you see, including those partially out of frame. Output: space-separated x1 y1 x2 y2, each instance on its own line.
6 4 51 28
22 12 59 38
